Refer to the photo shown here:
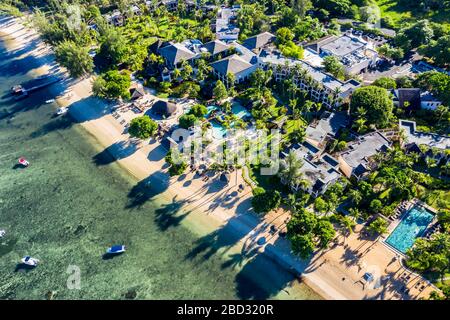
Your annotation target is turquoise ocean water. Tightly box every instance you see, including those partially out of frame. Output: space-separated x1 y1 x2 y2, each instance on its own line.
0 35 319 300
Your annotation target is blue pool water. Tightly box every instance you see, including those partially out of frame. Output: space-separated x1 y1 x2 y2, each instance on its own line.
231 104 251 119
205 105 218 118
211 120 227 138
385 206 434 253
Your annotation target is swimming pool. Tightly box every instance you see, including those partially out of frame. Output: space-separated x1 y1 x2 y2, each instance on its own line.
205 105 219 118
211 120 227 139
385 206 434 253
231 104 251 119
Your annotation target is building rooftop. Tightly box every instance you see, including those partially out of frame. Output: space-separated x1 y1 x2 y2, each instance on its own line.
203 39 230 56
242 32 275 51
392 88 422 110
399 120 450 150
260 53 360 94
159 43 197 66
283 144 341 192
210 54 253 76
306 112 349 145
340 132 391 169
320 35 366 57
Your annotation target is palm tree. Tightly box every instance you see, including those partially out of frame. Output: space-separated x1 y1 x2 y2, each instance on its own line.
353 118 366 133
278 150 305 190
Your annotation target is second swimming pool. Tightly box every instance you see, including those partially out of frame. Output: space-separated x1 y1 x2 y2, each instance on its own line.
385 205 434 253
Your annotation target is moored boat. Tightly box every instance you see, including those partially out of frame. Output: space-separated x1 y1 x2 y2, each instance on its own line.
55 107 68 115
18 157 29 167
106 245 126 255
21 256 39 267
0 229 5 238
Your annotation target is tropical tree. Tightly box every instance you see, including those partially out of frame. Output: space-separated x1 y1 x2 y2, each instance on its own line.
367 217 388 236
93 70 131 100
278 150 305 189
251 188 282 214
351 86 394 128
213 80 228 103
128 116 158 139
55 40 93 77
323 55 345 80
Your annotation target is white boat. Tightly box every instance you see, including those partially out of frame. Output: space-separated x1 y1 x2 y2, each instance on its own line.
106 245 126 255
18 157 29 167
56 107 68 115
45 99 55 104
0 230 5 238
21 256 39 267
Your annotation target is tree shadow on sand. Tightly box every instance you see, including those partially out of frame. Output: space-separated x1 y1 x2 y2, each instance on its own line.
233 238 306 300
93 139 140 166
185 214 258 262
154 195 190 231
126 171 170 209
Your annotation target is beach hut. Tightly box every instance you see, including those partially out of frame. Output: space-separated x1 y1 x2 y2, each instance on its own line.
130 86 146 100
152 100 178 118
220 172 231 184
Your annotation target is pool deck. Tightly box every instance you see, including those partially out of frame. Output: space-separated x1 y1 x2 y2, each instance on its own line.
381 198 438 262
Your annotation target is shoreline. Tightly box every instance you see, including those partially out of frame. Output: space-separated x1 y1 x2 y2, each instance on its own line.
0 15 323 300
0 15 437 300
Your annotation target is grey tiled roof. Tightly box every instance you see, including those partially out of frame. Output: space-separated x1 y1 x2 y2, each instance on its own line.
306 112 349 143
159 43 196 66
203 40 230 56
210 54 253 76
340 132 391 168
242 32 275 50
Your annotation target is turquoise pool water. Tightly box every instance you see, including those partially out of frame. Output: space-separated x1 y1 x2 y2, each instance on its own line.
211 120 227 139
385 206 434 253
231 104 251 119
205 105 218 118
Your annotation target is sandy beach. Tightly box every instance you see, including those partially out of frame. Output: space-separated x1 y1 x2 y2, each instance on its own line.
0 15 437 300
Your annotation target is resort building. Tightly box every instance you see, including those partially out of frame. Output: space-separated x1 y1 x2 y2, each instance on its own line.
337 131 391 179
202 39 230 58
158 40 203 69
260 52 360 108
210 42 259 86
104 10 124 27
419 91 442 110
215 6 240 41
151 100 179 119
391 88 442 111
280 142 342 197
399 120 450 150
242 32 276 52
305 111 349 149
306 33 378 75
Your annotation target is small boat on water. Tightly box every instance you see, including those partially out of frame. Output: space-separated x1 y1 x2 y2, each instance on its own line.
0 230 5 238
18 157 29 167
106 245 126 255
55 107 68 116
45 99 55 104
21 256 39 267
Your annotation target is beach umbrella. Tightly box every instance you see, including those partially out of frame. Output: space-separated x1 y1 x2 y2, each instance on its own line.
220 172 231 184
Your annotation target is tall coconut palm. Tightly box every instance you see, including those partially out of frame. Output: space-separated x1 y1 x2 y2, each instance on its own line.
278 150 305 190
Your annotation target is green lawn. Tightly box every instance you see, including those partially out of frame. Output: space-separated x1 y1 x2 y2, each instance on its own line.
375 0 450 29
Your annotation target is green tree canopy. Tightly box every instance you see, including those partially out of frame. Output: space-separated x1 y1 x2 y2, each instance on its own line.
128 115 158 139
351 86 394 128
55 40 93 78
323 55 345 80
92 70 131 100
213 80 228 102
179 114 199 129
188 104 208 118
367 217 388 236
251 189 281 214
372 77 397 89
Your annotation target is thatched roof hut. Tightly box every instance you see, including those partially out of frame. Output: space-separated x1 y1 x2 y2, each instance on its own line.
152 100 178 117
